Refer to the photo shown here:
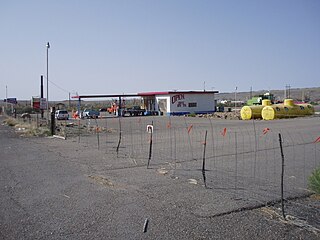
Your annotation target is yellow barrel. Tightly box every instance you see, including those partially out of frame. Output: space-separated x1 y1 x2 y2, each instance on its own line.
240 99 271 120
297 103 315 115
284 99 294 106
241 106 263 120
262 102 314 120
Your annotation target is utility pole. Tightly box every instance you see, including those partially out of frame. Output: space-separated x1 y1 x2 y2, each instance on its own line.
46 42 50 122
234 86 238 111
41 75 44 119
285 84 291 99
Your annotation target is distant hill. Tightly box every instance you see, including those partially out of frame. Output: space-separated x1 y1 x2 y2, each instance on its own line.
216 87 320 103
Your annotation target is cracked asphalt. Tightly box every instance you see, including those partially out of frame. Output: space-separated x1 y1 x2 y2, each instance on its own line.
0 115 319 239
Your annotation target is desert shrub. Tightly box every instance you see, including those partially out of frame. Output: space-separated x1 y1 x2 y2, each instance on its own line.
14 122 51 137
308 167 320 194
27 126 50 137
4 117 50 137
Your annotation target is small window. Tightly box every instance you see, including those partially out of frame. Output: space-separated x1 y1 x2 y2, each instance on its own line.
276 107 281 111
299 106 305 110
188 102 197 107
284 107 289 111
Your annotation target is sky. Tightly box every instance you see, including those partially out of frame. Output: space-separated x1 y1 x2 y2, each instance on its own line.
1 0 319 101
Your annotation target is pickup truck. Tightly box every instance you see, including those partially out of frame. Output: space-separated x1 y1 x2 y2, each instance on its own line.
124 106 145 116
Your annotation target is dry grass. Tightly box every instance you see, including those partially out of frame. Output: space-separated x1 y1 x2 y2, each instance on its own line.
310 194 320 200
3 117 19 126
3 117 50 137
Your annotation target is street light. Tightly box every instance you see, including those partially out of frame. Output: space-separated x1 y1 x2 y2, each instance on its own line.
46 42 50 120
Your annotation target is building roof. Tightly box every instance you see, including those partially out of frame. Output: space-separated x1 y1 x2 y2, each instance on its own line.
138 90 219 96
72 90 219 99
71 94 138 99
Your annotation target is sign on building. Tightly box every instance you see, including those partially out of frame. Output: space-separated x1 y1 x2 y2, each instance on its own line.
32 97 47 110
40 98 47 110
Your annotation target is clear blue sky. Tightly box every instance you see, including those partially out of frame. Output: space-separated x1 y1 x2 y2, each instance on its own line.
1 0 319 100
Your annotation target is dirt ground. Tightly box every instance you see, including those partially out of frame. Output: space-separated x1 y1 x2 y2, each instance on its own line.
1 114 320 239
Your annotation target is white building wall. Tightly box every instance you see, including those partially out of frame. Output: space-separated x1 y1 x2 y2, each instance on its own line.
156 93 216 115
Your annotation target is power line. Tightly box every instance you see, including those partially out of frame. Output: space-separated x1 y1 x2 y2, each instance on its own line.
43 75 70 94
49 80 70 94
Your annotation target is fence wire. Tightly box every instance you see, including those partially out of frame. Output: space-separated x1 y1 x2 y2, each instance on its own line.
58 115 320 207
6 112 320 215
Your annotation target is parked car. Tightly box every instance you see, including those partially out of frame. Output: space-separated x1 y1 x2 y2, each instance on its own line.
82 109 100 119
55 110 69 120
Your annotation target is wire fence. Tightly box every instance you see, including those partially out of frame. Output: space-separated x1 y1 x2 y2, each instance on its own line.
59 116 320 205
6 111 320 215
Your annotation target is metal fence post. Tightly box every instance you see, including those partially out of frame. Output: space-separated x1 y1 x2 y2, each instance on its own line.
278 133 286 219
50 107 55 135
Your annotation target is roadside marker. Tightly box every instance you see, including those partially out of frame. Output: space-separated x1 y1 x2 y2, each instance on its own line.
262 128 270 135
221 127 227 136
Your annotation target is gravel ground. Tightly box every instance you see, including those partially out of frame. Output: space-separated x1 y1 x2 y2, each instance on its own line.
1 115 320 239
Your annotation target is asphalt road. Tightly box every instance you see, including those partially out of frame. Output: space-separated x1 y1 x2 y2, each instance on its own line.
1 115 320 239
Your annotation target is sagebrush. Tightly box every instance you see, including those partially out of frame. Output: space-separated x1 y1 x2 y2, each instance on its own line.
308 167 320 194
